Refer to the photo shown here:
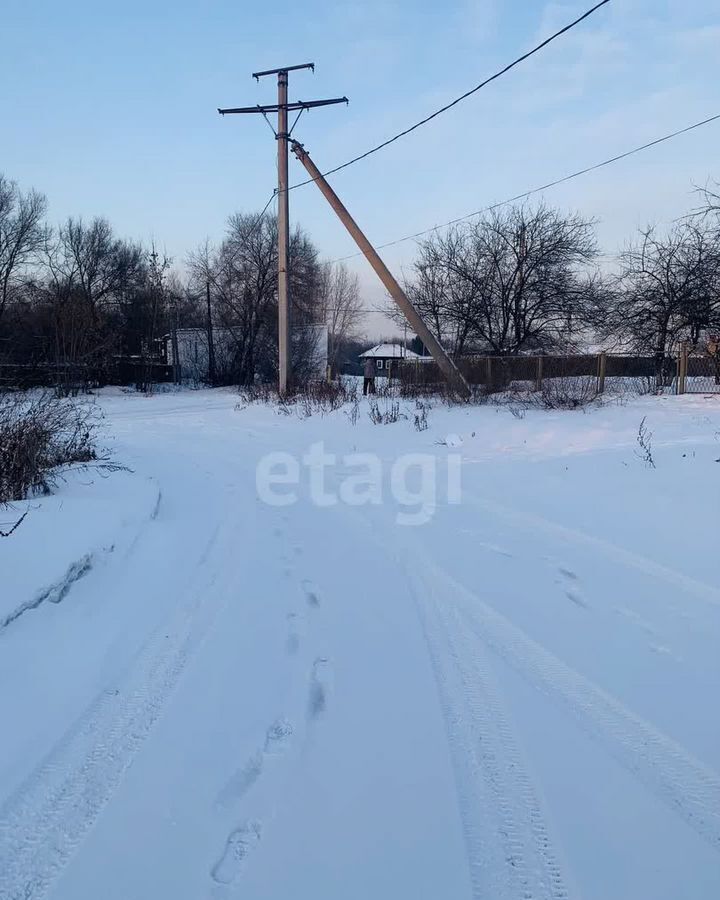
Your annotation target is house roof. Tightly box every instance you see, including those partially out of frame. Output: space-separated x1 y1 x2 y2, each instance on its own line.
359 343 423 359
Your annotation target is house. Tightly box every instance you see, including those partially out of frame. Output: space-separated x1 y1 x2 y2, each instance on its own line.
358 342 425 376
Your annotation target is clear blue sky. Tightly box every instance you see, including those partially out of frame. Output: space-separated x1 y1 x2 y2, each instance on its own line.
2 0 719 334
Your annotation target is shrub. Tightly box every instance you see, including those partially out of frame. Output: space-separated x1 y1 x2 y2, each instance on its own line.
538 375 600 409
413 400 430 431
237 379 359 417
368 398 405 425
0 392 99 503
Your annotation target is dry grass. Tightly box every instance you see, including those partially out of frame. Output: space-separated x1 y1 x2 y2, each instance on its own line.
236 379 359 418
0 392 100 503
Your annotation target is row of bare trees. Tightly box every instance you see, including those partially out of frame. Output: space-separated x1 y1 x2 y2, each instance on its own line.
0 173 364 389
3 166 719 389
397 187 720 375
1 174 178 390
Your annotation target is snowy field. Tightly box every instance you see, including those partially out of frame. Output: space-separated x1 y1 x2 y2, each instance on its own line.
1 386 719 900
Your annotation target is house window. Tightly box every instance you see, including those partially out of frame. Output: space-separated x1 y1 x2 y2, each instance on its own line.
376 359 383 369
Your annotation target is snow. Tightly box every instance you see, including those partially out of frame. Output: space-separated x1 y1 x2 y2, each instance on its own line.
1 386 719 900
359 342 424 359
0 467 159 629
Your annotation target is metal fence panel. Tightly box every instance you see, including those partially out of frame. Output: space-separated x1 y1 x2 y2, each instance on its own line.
684 354 720 393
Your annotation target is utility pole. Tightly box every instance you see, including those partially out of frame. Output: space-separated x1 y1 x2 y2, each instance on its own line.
171 297 181 385
218 64 347 395
276 69 291 397
290 140 471 399
515 222 527 352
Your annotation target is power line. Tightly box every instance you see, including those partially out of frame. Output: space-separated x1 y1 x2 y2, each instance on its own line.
206 191 275 269
246 192 277 239
332 111 720 261
287 0 612 192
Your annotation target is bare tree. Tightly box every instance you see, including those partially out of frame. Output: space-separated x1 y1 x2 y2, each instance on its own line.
317 262 363 373
0 175 47 326
399 202 598 356
134 244 171 392
41 217 145 388
54 217 144 322
459 203 598 354
693 180 720 223
188 211 323 385
394 227 479 355
607 222 720 379
188 212 278 384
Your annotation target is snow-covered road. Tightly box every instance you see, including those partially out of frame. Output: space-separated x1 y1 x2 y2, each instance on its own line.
1 388 719 900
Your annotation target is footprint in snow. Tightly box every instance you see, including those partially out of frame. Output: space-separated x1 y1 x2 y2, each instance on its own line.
211 822 261 884
302 578 320 608
308 657 330 720
215 754 263 809
264 718 293 753
286 612 300 655
215 719 293 810
556 566 589 608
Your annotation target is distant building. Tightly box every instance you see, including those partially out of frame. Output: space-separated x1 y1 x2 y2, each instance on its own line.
359 342 425 376
165 325 328 383
165 328 222 383
295 324 329 380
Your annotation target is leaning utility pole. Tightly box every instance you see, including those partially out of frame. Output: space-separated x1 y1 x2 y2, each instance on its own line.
290 140 471 399
218 64 347 395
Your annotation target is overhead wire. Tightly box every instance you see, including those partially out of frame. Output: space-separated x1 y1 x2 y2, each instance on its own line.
331 111 720 262
286 0 612 192
249 192 277 238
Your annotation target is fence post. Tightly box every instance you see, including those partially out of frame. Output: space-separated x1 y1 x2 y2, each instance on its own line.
535 356 543 392
486 356 492 389
597 352 607 394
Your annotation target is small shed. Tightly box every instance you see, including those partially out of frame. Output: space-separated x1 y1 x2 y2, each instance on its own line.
359 343 424 376
165 325 328 383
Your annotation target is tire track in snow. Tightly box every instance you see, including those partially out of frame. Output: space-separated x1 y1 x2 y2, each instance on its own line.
422 560 720 852
0 521 232 900
0 553 96 632
1 479 164 635
466 493 720 609
410 573 573 900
